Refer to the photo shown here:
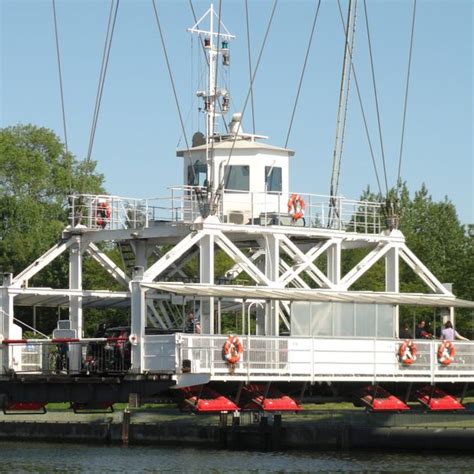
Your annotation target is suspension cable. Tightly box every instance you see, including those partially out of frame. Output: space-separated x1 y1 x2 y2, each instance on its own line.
86 0 119 163
212 0 278 210
396 0 417 198
337 0 383 198
363 0 388 196
285 0 322 149
334 0 357 196
151 0 194 180
245 0 256 135
52 0 68 155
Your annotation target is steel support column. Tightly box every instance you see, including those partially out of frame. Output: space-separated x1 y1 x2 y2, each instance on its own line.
263 234 280 336
200 233 215 334
69 237 83 338
386 246 400 337
327 240 342 286
131 268 146 373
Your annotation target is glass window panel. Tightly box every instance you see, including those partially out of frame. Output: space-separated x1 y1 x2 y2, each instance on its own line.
188 163 207 186
224 165 250 191
265 166 282 192
291 302 311 336
376 304 395 338
311 302 333 336
355 304 376 337
333 303 355 337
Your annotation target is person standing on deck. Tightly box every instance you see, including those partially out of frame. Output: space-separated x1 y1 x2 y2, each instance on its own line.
399 323 412 339
415 320 433 339
184 311 201 334
441 321 469 341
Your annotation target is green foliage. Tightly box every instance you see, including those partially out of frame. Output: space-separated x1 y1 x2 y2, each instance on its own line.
0 124 104 276
357 183 473 334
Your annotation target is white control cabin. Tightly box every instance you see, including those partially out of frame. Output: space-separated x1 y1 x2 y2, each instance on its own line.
178 119 293 225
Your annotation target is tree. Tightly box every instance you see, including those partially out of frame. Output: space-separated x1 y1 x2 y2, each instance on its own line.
353 183 473 336
0 124 104 280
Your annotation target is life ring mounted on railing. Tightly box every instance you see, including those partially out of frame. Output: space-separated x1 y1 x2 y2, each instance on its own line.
438 341 455 366
223 335 244 366
287 193 305 222
398 339 417 365
96 200 111 229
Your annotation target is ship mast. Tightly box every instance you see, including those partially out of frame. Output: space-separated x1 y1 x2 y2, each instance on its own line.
188 3 234 194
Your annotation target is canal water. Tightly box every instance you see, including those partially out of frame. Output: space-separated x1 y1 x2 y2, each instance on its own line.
0 442 473 472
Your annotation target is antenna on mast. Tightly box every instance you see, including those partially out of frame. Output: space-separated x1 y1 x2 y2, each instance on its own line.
188 3 234 141
188 3 235 217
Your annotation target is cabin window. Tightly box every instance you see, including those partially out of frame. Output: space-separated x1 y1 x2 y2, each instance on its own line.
188 162 207 187
291 302 394 338
265 166 282 192
224 165 250 191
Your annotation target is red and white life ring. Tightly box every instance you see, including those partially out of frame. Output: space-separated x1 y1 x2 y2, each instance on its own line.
398 339 417 365
438 341 455 366
287 193 305 221
96 201 111 228
223 335 243 365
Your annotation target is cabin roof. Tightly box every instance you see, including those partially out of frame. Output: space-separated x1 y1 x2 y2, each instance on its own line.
177 139 295 157
143 282 474 309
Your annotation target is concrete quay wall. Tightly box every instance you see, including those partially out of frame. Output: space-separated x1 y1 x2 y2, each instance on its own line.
0 413 473 452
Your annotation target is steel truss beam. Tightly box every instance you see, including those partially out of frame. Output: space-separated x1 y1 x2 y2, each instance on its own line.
86 243 130 288
12 238 75 288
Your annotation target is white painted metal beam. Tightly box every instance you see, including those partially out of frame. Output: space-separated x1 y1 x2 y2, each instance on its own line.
340 243 393 290
12 239 74 288
215 232 272 286
86 243 130 288
399 246 452 295
143 231 204 281
279 235 334 289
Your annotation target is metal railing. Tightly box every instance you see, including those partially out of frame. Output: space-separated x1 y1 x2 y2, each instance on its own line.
3 335 474 383
68 189 383 234
143 335 474 383
3 338 131 375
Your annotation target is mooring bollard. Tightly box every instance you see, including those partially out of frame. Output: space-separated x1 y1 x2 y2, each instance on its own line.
272 413 282 451
122 408 131 445
219 411 228 448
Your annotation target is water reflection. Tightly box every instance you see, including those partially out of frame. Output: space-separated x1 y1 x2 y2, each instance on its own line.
0 442 472 473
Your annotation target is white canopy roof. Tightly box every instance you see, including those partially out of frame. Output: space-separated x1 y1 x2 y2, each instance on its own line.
142 282 474 309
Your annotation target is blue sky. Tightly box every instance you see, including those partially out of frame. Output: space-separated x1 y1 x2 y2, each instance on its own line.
1 0 472 224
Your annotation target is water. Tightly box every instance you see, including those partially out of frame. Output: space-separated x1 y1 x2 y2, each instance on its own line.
0 442 473 473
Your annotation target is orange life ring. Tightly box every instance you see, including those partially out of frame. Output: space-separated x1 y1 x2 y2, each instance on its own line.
438 341 455 366
96 201 111 228
398 339 417 365
287 193 305 221
223 335 243 365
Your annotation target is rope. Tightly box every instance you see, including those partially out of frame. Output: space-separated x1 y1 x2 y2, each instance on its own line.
336 0 383 197
363 0 389 196
151 0 195 183
285 0 322 149
397 0 417 198
86 0 119 163
212 0 278 211
245 0 256 135
51 0 69 155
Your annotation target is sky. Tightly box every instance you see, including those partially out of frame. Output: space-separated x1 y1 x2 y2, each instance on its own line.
1 0 473 224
